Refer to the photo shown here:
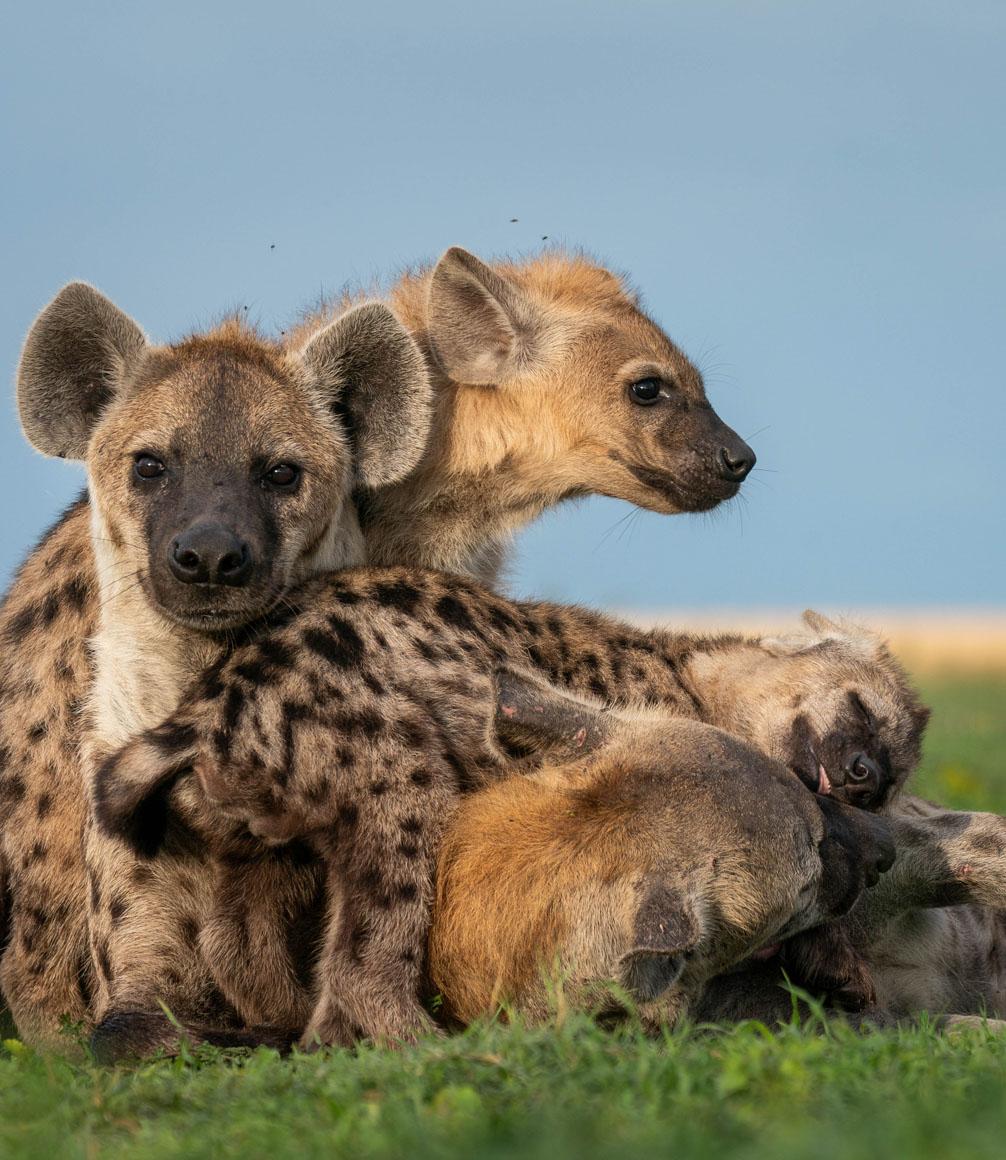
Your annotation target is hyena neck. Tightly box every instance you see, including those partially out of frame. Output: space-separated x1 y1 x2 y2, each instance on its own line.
89 546 222 753
358 383 576 584
672 635 774 743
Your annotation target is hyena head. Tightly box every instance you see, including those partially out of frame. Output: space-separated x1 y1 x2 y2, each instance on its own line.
17 284 431 632
751 611 931 810
428 667 894 1019
423 247 755 514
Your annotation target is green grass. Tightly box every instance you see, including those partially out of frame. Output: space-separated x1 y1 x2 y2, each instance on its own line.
1 674 1004 1160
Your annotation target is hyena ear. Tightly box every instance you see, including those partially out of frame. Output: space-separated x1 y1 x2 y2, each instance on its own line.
427 246 553 385
299 301 433 488
491 665 612 761
17 282 148 460
617 876 701 1002
761 609 885 661
90 724 198 859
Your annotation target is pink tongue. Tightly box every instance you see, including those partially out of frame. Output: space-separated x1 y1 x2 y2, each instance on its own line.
817 763 832 795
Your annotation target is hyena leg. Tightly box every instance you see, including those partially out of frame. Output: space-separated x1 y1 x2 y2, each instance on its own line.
86 821 230 1030
856 802 1006 935
200 850 323 1029
301 795 451 1050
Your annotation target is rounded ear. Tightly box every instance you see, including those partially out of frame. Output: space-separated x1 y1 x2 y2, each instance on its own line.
298 301 433 489
17 282 148 459
492 665 611 761
426 246 550 385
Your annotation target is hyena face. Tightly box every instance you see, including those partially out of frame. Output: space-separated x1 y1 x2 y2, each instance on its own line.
755 611 930 810
424 248 756 515
17 285 431 632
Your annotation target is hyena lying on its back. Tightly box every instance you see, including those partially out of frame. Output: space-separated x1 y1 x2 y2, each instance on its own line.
94 581 916 1054
2 244 751 1050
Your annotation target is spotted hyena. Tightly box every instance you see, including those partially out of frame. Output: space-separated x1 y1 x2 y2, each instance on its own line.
93 578 917 1054
1 284 432 1050
1 245 752 1049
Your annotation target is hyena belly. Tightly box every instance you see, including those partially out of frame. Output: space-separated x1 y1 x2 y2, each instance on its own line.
0 500 97 1048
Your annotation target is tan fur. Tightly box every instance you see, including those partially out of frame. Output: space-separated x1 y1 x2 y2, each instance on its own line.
290 247 755 580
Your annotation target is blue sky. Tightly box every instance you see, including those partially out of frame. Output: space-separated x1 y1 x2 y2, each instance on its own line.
2 0 1003 611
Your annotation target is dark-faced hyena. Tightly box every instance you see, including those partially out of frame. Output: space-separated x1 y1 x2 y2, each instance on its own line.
1 245 752 1049
1 284 432 1050
93 576 915 1053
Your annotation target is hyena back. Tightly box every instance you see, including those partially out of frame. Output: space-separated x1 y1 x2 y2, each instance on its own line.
1 284 431 1049
95 573 918 1052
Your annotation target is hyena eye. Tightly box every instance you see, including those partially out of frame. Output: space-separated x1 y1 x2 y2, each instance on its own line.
134 454 166 480
264 463 300 488
629 378 662 405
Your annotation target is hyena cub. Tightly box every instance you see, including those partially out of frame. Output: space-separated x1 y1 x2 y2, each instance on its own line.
296 246 757 582
94 579 917 1051
2 284 431 1049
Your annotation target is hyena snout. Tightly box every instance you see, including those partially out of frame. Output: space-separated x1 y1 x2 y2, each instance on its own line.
715 433 756 484
841 752 882 806
815 797 895 916
168 524 253 588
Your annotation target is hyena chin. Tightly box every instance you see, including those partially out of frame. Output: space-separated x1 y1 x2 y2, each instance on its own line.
1 283 431 1050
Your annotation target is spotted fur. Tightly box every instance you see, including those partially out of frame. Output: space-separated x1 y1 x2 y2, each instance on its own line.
93 572 913 1053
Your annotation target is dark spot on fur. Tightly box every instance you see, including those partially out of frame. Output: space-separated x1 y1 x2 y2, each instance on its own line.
396 883 418 902
369 781 389 796
363 674 386 697
338 802 359 828
435 594 477 634
410 768 433 788
180 916 200 947
400 816 423 836
27 720 47 742
397 842 419 859
372 581 422 615
108 896 127 925
96 942 112 982
331 708 384 736
63 575 90 611
224 685 245 731
35 792 53 819
333 588 361 606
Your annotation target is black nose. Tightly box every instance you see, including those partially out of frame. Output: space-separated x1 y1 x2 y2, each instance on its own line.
168 525 253 587
846 753 879 785
716 438 756 483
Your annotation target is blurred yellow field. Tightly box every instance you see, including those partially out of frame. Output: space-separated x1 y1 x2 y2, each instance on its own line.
621 610 1006 674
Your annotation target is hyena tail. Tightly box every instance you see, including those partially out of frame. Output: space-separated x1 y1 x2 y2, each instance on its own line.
90 718 200 858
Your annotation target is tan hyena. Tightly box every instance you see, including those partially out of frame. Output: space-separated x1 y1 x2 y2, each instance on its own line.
1 245 753 1050
94 580 916 1053
294 246 756 581
1 285 432 1050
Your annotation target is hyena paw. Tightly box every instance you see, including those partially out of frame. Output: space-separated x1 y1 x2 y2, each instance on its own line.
299 997 440 1051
